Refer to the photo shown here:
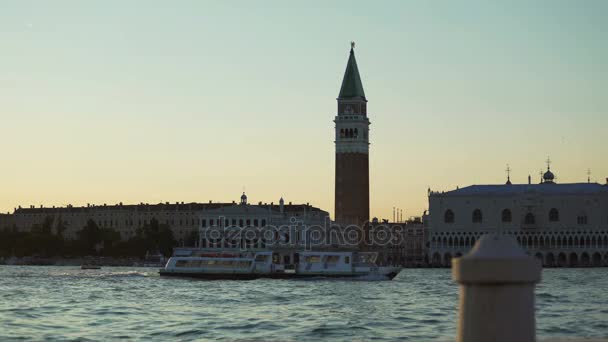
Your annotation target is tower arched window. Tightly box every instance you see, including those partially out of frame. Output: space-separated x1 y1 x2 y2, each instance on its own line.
501 209 512 223
549 208 559 222
472 209 482 223
354 128 358 138
525 213 535 225
444 210 455 224
340 129 345 138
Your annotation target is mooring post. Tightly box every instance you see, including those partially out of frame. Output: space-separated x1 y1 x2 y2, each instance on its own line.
452 234 542 342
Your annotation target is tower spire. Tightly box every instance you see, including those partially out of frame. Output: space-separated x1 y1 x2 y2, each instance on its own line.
338 42 366 100
505 164 512 185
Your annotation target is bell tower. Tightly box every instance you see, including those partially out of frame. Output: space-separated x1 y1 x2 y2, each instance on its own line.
334 42 370 227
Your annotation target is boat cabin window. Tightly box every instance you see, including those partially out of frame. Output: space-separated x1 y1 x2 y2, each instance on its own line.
175 259 252 269
255 255 269 262
326 255 340 263
345 256 350 264
305 256 321 263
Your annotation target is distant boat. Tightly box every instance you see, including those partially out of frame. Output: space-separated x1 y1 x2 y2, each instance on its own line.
142 250 167 267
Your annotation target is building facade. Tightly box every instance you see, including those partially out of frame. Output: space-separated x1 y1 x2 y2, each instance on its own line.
370 218 427 266
427 167 608 267
198 193 330 250
0 194 329 247
334 43 370 227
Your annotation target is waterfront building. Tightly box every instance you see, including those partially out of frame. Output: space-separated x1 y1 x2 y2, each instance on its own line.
370 218 427 266
334 43 370 227
197 193 330 250
427 164 608 267
0 194 329 246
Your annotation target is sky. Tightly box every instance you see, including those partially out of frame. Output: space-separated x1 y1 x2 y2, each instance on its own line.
1 1 607 221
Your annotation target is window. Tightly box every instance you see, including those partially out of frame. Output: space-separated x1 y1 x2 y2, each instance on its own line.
577 215 588 225
326 255 340 263
201 219 206 227
255 255 269 262
444 210 455 223
345 256 350 264
525 213 535 225
472 209 482 223
501 209 512 223
305 256 321 263
549 208 559 222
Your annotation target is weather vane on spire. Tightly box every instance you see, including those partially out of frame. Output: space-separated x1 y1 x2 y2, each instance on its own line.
505 164 512 184
350 41 355 50
546 156 551 170
587 168 591 183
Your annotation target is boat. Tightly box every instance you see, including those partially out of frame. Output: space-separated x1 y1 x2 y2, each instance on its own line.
142 250 167 267
159 250 401 280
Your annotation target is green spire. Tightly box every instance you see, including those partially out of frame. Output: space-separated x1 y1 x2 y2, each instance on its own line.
338 44 366 101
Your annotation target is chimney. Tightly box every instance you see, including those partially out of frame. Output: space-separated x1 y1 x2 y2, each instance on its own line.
605 177 608 185
528 175 531 185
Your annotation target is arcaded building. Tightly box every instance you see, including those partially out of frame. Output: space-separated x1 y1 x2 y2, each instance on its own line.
427 165 608 267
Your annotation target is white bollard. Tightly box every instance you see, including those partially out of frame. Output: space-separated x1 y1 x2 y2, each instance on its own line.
452 234 542 342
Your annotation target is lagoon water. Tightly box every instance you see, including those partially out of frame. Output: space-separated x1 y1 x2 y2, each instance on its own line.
0 266 606 341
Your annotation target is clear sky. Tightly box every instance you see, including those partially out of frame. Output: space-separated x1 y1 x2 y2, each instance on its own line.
1 1 607 220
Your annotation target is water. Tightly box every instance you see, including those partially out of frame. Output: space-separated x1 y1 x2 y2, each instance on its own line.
0 266 606 341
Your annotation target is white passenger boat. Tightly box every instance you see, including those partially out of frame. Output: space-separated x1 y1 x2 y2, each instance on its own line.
159 250 401 280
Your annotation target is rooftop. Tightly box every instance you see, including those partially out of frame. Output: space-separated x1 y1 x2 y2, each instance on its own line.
433 182 608 197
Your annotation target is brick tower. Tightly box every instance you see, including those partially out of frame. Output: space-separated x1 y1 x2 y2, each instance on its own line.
334 43 370 227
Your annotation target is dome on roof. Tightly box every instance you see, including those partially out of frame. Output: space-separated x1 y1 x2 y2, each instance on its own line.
543 169 555 183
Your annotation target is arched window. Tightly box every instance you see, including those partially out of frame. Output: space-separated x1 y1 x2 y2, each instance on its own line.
525 213 535 225
340 129 345 138
472 209 482 223
354 128 358 138
577 214 588 225
444 210 455 223
549 208 559 222
501 209 512 223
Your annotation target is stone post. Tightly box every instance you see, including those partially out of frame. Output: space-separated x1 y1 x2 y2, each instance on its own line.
452 234 542 342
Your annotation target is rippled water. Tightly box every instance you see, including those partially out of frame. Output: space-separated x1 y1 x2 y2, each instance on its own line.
0 266 606 341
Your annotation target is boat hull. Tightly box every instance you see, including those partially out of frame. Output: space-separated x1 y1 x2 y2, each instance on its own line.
159 268 400 280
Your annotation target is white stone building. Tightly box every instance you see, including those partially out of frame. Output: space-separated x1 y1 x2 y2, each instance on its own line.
427 167 608 267
198 193 331 250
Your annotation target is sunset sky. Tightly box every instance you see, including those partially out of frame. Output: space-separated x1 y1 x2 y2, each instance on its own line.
1 1 607 220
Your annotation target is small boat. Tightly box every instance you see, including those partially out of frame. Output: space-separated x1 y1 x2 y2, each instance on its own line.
159 250 401 280
81 264 101 270
142 250 167 267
